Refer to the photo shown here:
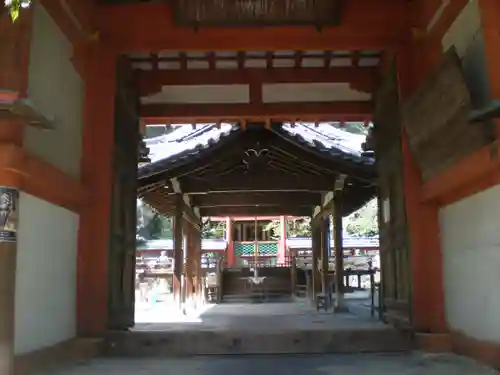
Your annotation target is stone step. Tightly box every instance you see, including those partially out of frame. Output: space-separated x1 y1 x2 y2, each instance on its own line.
104 328 413 357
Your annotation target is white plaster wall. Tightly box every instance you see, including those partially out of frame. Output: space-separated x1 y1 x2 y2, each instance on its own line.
25 3 83 177
14 4 84 355
141 83 371 104
440 185 500 343
15 193 79 355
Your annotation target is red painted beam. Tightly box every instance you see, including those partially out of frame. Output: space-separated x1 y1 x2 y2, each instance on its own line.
140 101 372 123
137 67 377 96
97 1 406 53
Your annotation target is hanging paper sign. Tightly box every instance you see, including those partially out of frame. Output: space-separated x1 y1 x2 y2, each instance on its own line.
0 187 18 242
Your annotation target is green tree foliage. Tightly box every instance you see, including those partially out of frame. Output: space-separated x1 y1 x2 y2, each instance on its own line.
148 214 173 239
264 217 312 239
5 0 30 22
340 122 368 135
136 200 173 242
262 199 378 239
344 198 378 237
201 218 226 239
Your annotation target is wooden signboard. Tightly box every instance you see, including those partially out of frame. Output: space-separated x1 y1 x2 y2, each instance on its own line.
172 0 342 27
401 48 487 181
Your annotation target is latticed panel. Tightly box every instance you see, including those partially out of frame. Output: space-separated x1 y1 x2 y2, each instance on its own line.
234 243 255 256
258 242 278 256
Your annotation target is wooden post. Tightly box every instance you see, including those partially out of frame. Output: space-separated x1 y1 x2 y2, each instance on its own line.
279 215 287 265
225 217 234 267
320 216 330 296
195 226 204 306
173 195 183 308
181 228 188 310
290 249 297 297
334 178 348 312
311 219 320 302
185 226 194 308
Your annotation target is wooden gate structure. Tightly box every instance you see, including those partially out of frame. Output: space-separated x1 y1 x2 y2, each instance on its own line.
6 1 500 367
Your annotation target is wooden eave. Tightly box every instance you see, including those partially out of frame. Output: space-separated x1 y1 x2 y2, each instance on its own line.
138 123 376 217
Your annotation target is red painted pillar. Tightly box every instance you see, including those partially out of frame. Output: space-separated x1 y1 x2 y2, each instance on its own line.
478 0 500 136
397 47 446 333
279 215 287 265
77 45 116 336
226 217 234 267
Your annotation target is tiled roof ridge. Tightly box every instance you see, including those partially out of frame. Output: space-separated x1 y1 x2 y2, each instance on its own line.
139 122 374 179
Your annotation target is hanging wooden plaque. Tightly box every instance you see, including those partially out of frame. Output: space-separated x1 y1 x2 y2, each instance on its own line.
401 48 487 181
172 0 343 27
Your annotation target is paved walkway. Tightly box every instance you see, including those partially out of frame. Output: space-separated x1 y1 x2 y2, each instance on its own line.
41 353 499 375
133 294 381 332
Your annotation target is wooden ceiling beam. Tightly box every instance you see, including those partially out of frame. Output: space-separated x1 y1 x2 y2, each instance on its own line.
192 192 322 207
199 205 313 217
137 67 377 96
97 1 406 53
180 173 336 193
140 101 372 124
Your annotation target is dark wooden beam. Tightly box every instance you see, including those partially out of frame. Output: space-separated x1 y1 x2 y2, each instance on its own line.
140 101 372 124
137 67 376 96
191 191 322 207
199 205 312 217
181 173 336 193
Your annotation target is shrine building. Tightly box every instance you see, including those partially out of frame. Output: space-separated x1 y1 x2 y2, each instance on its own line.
2 0 500 374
